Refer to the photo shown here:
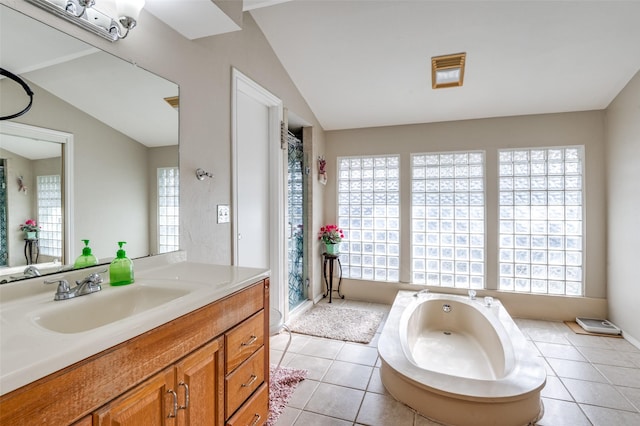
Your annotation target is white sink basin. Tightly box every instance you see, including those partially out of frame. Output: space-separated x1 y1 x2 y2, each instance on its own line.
32 280 199 334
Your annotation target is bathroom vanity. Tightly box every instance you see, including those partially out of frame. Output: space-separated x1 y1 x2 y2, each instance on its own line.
0 258 270 425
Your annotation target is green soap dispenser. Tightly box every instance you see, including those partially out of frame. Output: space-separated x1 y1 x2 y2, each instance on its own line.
74 239 98 269
109 241 134 286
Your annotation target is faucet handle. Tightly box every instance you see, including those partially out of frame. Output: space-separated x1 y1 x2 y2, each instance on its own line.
44 278 71 300
76 271 105 287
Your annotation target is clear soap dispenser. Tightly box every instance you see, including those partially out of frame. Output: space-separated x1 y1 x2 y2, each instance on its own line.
74 239 98 269
109 241 134 286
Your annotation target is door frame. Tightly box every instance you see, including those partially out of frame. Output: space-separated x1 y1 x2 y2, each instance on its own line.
231 68 286 313
0 121 74 264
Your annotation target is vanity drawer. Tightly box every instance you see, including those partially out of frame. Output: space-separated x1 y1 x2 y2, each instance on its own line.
225 310 264 373
225 382 268 426
225 346 265 417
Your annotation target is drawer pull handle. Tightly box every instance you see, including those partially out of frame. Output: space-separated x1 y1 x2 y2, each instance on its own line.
250 413 261 426
178 382 190 410
241 335 258 346
167 389 178 418
241 374 258 387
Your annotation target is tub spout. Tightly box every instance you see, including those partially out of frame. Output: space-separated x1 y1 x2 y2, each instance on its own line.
414 289 429 298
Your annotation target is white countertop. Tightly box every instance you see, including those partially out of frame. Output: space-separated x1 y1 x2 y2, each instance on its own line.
0 258 269 396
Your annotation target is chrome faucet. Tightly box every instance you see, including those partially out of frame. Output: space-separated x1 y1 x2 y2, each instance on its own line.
44 271 105 301
24 265 41 277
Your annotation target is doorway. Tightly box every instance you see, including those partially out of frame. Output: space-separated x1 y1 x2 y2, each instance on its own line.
287 131 306 309
231 69 285 312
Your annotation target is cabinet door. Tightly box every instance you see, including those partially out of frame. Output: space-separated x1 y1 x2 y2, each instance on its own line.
225 383 268 426
94 368 175 426
175 337 225 426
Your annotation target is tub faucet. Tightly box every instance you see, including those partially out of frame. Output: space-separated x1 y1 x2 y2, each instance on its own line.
414 289 430 297
23 265 41 277
45 271 105 301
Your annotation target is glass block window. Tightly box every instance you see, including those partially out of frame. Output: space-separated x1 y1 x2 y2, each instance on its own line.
411 152 485 288
36 175 62 258
158 167 179 254
337 156 400 282
498 147 584 295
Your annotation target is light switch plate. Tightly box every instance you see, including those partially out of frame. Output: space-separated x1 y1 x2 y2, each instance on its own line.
217 205 230 223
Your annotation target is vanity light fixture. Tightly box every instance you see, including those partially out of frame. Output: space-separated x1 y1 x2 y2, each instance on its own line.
431 52 466 89
25 0 145 42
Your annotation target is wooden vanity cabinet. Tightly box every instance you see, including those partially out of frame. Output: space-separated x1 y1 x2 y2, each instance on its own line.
0 278 269 426
94 338 224 425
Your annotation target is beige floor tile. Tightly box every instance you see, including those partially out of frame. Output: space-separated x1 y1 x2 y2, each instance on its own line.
272 315 640 426
595 364 640 388
564 333 615 349
540 358 555 376
547 358 608 382
293 411 352 426
298 337 345 359
287 379 320 410
561 377 636 410
336 343 379 366
577 346 637 368
535 342 587 361
279 333 312 353
526 328 572 345
617 386 640 411
606 338 640 353
270 331 294 350
275 406 301 426
541 375 573 401
515 319 560 331
580 404 640 426
366 368 387 395
355 392 415 426
304 382 365 421
627 351 640 368
537 398 591 426
271 349 296 368
286 354 332 381
322 360 373 390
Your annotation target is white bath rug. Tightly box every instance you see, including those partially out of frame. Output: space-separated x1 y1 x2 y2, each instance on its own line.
289 304 384 344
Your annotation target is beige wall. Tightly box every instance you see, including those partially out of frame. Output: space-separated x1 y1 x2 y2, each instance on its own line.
605 70 640 345
325 111 608 319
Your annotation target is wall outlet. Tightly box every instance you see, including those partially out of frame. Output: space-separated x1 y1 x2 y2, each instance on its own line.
217 205 230 224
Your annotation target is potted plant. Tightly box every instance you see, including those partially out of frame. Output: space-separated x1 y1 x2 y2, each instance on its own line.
19 219 40 240
318 224 344 255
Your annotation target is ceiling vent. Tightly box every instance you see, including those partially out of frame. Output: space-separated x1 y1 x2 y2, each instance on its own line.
431 53 466 89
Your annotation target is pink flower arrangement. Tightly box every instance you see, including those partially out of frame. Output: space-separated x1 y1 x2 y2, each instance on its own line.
19 219 40 233
318 224 344 244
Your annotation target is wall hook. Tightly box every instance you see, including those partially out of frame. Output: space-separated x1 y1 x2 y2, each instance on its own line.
195 168 214 181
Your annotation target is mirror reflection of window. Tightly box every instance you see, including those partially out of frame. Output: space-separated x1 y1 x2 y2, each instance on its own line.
157 167 179 254
36 175 62 258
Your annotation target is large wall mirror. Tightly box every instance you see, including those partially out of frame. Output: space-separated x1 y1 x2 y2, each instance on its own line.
0 5 179 283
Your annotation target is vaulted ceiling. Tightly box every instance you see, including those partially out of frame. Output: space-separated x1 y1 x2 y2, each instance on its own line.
249 1 640 130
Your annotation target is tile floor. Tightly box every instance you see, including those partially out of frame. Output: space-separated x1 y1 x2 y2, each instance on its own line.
269 299 640 426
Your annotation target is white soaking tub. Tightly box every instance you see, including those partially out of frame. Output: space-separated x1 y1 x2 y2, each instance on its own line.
378 291 546 426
